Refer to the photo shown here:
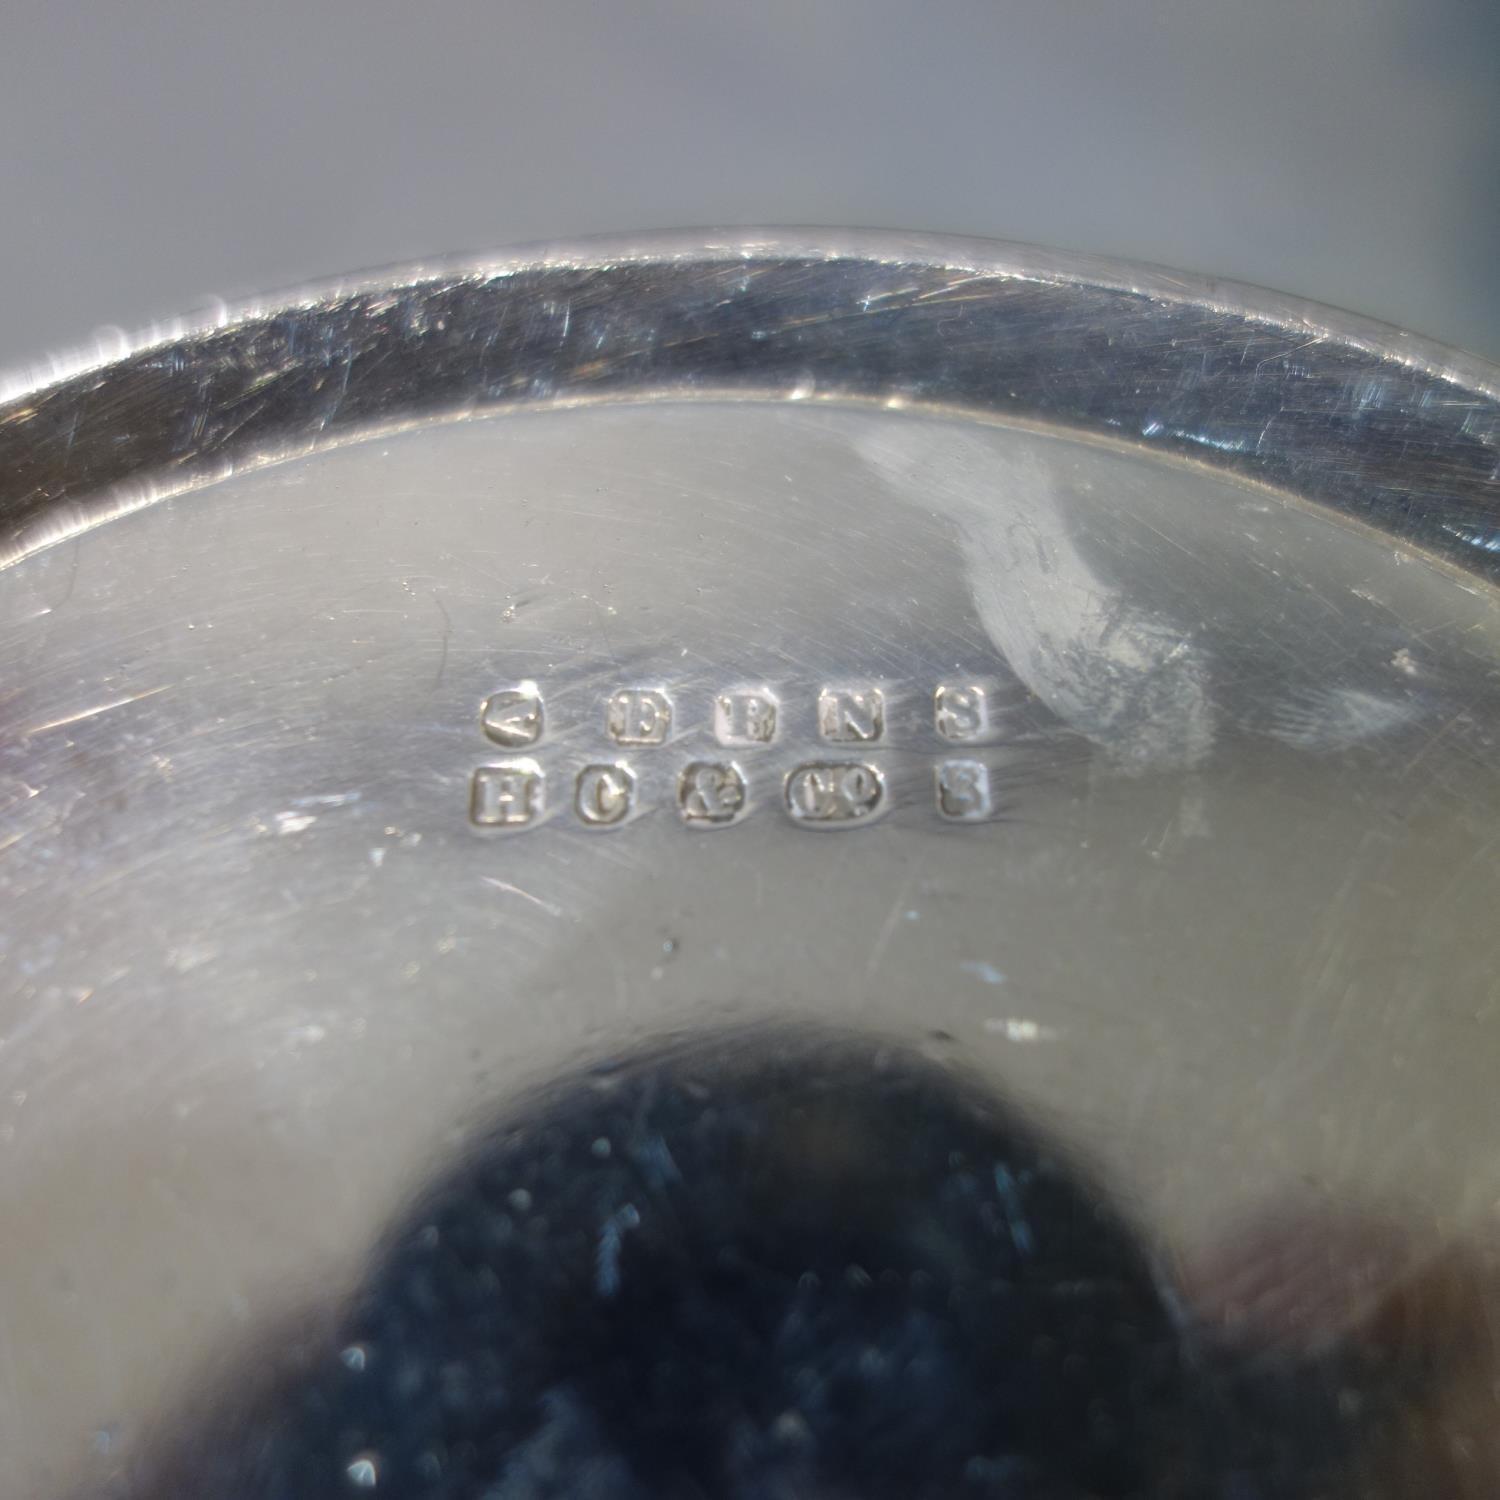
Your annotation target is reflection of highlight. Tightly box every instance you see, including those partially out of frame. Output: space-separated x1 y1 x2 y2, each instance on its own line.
855 429 1215 772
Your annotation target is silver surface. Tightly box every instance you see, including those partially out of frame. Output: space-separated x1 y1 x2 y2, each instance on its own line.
2 235 1500 1495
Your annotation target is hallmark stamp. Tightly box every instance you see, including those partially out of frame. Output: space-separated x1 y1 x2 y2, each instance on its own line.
935 759 992 821
934 683 989 743
817 687 885 743
785 762 886 827
714 689 778 746
469 677 1015 832
575 763 636 827
480 683 544 747
678 762 747 826
607 689 672 746
470 762 544 829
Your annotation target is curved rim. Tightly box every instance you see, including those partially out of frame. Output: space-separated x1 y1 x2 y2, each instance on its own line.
1 229 1497 578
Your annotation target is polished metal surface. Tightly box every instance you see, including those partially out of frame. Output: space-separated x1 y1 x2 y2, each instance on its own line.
2 234 1500 1496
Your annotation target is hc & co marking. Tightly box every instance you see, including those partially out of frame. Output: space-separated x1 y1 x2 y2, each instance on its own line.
575 763 636 827
784 762 886 827
470 761 544 829
678 762 748 826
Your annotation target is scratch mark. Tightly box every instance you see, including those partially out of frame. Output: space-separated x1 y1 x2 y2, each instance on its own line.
1400 700 1473 778
432 593 453 690
22 685 169 737
866 858 926 979
481 876 564 918
55 536 81 612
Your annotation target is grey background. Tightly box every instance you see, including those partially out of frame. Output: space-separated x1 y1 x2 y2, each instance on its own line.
3 0 1498 374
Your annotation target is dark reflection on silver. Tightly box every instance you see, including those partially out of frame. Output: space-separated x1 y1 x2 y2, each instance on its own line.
108 1027 1448 1500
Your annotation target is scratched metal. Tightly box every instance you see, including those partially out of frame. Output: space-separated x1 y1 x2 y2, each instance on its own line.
2 233 1499 577
1 235 1499 1496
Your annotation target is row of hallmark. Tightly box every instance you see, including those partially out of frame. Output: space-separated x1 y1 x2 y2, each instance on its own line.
470 757 999 831
479 683 1001 749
